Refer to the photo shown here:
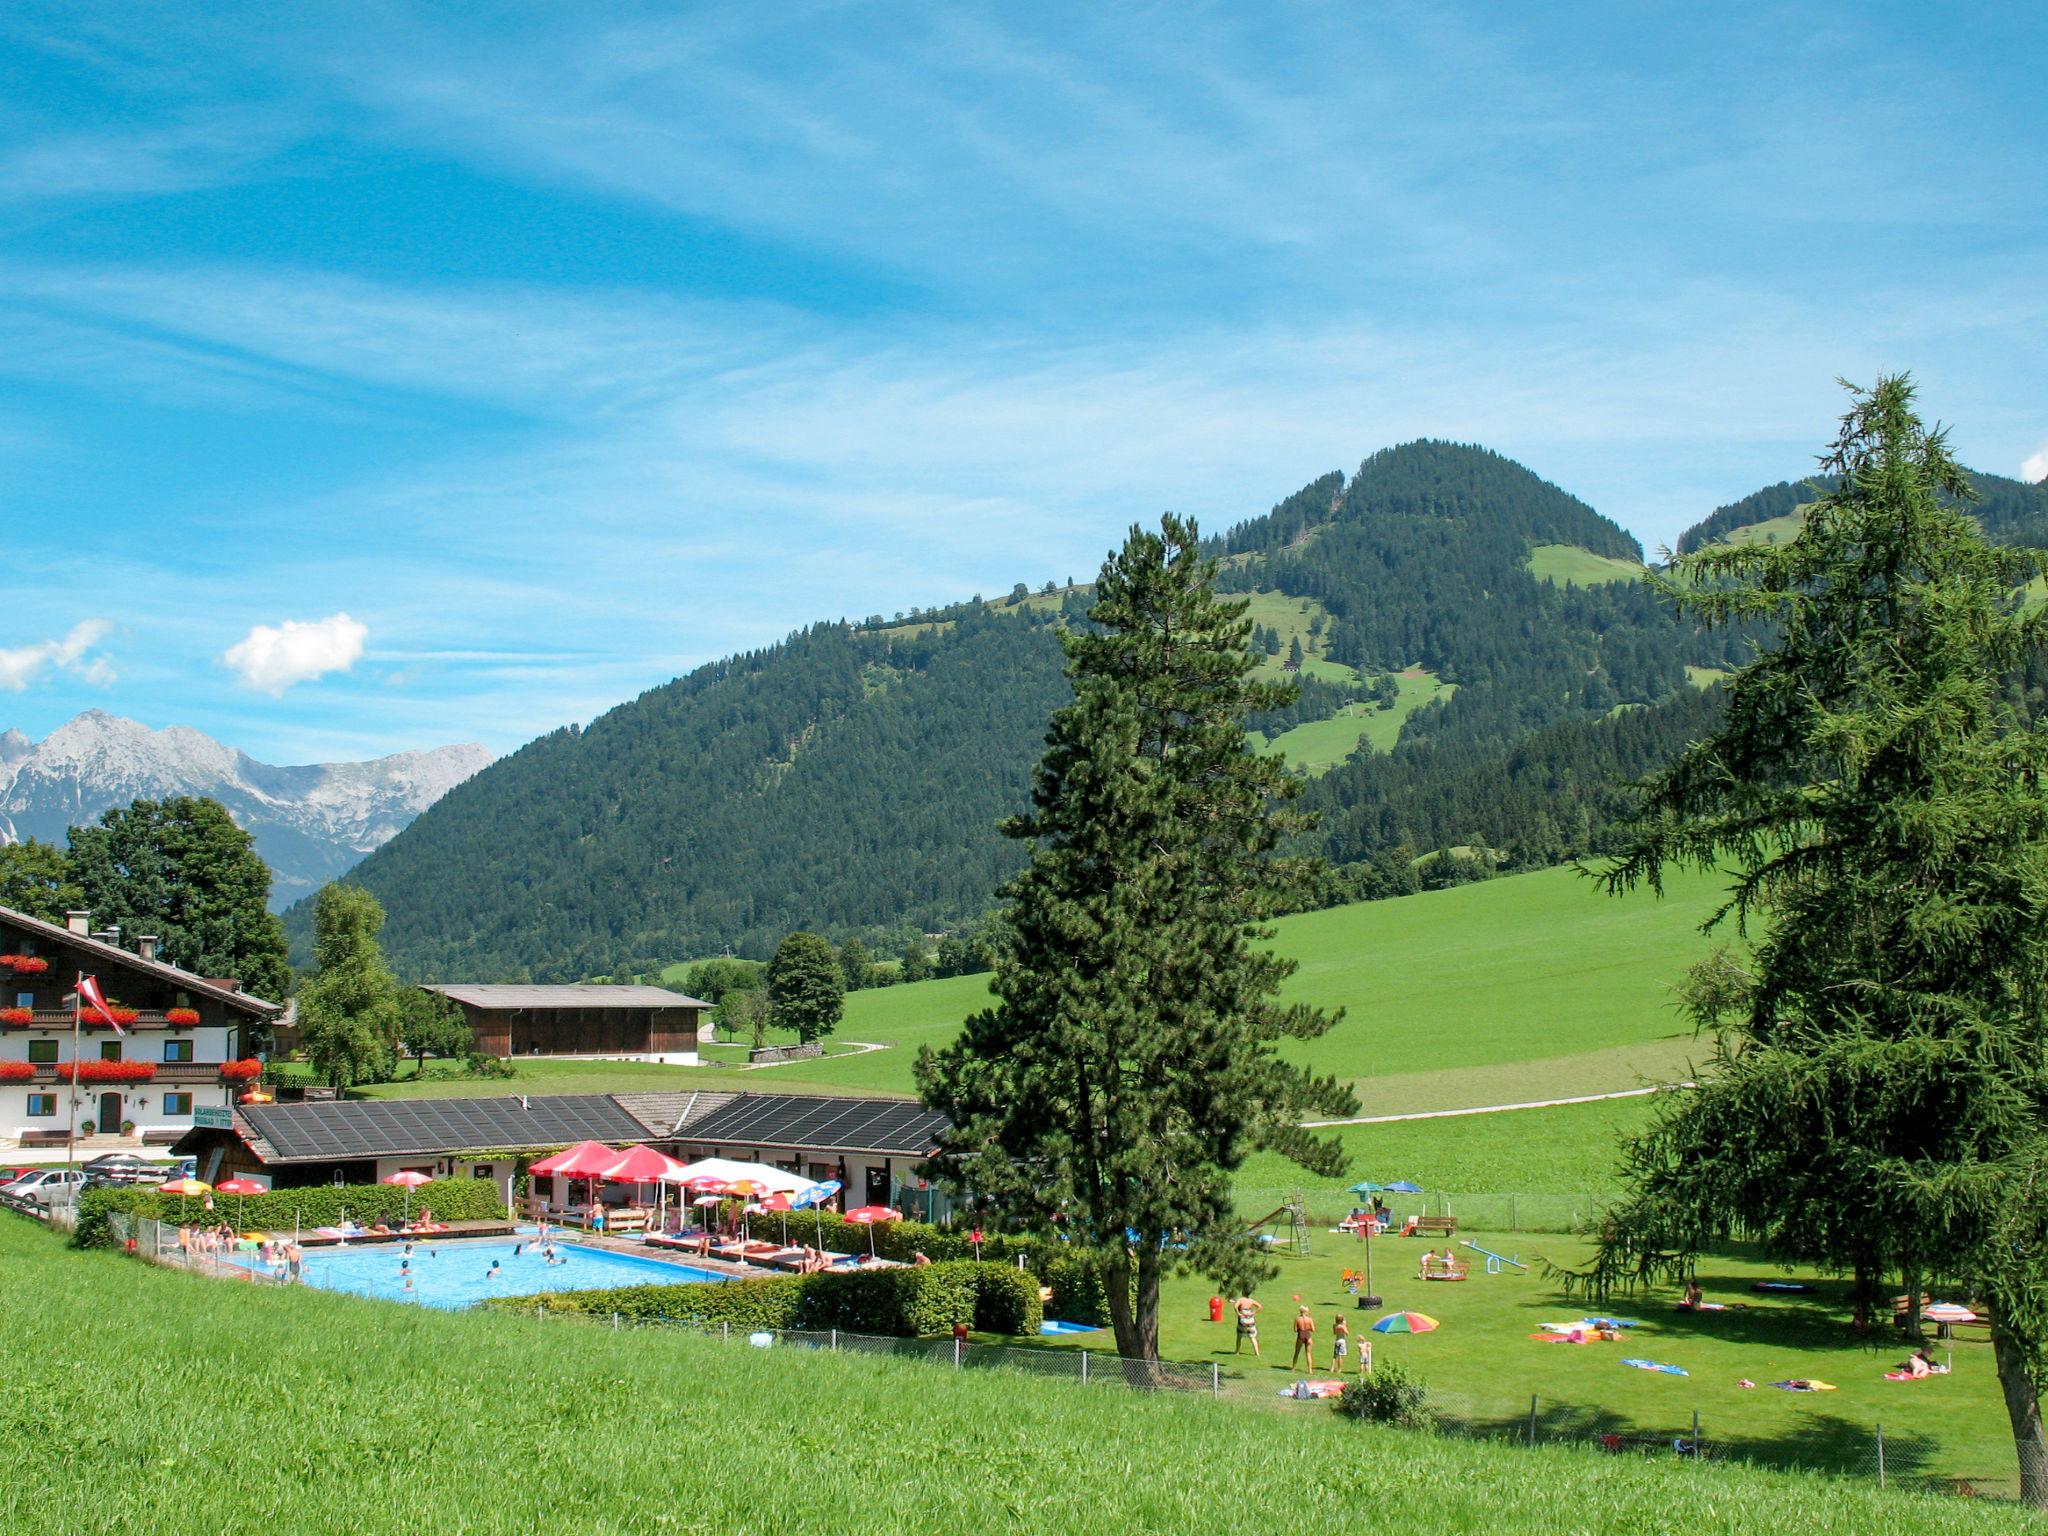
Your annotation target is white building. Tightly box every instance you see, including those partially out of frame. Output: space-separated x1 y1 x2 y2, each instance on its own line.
0 905 280 1150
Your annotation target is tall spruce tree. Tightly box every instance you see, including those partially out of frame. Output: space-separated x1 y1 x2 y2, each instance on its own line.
1579 377 2048 1499
917 514 1355 1364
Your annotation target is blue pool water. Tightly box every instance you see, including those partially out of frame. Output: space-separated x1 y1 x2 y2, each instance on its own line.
232 1238 731 1309
1040 1319 1101 1335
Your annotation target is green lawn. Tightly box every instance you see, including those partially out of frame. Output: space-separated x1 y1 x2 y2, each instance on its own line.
2 1216 2028 1528
1722 511 1808 547
1527 543 1646 586
1687 664 1730 688
1035 1232 2025 1496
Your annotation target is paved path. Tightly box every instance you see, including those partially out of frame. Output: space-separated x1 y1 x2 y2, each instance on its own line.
1301 1081 1696 1129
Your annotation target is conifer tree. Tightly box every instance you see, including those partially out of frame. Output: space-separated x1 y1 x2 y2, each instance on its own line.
918 514 1355 1364
1580 377 2048 1500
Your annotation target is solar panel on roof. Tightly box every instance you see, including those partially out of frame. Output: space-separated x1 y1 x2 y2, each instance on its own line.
677 1094 948 1155
240 1095 648 1162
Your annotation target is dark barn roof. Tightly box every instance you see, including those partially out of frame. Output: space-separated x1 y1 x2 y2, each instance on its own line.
236 1095 652 1163
675 1093 949 1157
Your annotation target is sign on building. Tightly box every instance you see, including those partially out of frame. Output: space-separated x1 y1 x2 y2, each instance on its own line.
193 1106 232 1130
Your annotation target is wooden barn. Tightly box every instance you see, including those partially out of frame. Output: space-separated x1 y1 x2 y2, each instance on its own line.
421 984 709 1064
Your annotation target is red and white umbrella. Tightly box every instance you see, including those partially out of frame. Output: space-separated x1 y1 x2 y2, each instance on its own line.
844 1204 903 1258
216 1177 265 1229
382 1168 433 1219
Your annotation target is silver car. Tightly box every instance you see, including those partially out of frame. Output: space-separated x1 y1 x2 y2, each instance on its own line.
1 1168 85 1204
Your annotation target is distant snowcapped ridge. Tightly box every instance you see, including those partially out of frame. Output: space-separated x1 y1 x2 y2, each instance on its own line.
0 710 492 908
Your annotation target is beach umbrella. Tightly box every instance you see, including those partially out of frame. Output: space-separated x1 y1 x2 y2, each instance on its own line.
239 1091 274 1104
845 1205 902 1259
758 1191 795 1246
1925 1303 1977 1325
1347 1182 1387 1195
1385 1181 1422 1194
382 1169 432 1220
600 1145 690 1231
215 1177 264 1230
529 1141 620 1225
161 1176 211 1226
1371 1310 1439 1335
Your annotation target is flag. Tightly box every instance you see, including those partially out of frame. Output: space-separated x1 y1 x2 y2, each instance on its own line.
78 974 124 1035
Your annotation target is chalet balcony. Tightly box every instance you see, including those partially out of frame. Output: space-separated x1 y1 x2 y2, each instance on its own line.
7 1010 202 1031
21 1061 238 1084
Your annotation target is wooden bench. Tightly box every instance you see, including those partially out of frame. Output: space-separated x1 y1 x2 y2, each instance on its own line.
1412 1215 1457 1238
140 1129 184 1146
15 1130 71 1146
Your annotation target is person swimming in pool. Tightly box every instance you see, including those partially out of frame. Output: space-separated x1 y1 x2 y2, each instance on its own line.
487 1259 502 1280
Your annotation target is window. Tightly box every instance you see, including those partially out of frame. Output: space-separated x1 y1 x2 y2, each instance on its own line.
26 1039 56 1064
162 1093 192 1116
473 1166 495 1179
100 1041 122 1062
24 1093 54 1117
13 993 30 1009
163 1040 193 1063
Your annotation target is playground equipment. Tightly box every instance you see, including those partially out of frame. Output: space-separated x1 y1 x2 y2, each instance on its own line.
1246 1195 1311 1256
1462 1239 1528 1275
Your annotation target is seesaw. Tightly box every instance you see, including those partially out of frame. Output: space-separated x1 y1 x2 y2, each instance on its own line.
1462 1239 1528 1275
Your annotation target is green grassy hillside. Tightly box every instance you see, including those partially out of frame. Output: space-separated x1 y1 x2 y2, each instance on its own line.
1 1218 2026 1531
1526 542 1646 585
364 864 1726 1124
1255 667 1456 772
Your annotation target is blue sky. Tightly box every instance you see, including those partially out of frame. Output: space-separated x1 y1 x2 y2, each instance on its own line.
2 1 2042 762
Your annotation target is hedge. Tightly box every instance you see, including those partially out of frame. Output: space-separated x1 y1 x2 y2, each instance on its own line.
75 1179 507 1248
491 1259 1043 1338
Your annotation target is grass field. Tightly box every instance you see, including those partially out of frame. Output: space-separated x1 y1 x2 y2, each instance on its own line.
1527 543 1646 586
1721 511 1808 546
1034 1230 2026 1496
1256 667 1456 772
2 1217 2029 1531
1687 664 1730 688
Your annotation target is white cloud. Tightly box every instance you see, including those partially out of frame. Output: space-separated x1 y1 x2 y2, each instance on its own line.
2024 443 2048 485
222 613 368 695
0 619 114 692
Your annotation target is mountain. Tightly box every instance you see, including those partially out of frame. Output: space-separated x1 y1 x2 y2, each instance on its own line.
1674 470 2048 554
0 711 492 909
315 440 1782 981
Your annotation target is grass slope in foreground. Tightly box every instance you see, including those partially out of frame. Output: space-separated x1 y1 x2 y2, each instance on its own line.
0 1219 2022 1536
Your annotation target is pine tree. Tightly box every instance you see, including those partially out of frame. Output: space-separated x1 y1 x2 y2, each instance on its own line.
1579 377 2048 1500
296 884 403 1090
918 514 1355 1364
838 937 872 992
766 931 844 1045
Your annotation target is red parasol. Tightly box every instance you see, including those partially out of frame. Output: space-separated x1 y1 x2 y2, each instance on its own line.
844 1204 903 1259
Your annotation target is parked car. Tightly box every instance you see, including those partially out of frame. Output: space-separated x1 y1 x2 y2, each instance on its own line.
81 1152 154 1178
0 1166 35 1186
0 1168 84 1203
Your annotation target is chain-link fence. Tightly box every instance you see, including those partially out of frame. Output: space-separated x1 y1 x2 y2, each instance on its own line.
1236 1187 1618 1237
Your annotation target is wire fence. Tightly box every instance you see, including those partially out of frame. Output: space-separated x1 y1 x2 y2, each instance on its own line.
1236 1187 1619 1236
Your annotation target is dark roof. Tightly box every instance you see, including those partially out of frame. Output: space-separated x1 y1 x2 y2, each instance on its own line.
422 984 710 1009
674 1093 950 1157
233 1095 652 1163
0 904 280 1016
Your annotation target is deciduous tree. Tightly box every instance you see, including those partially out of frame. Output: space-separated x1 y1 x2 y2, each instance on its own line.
918 514 1355 1364
296 884 402 1090
0 839 80 924
766 931 843 1045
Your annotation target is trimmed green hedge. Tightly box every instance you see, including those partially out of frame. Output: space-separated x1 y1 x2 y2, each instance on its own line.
75 1179 507 1249
492 1259 1043 1338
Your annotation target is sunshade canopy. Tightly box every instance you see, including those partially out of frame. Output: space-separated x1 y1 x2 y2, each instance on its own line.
528 1141 620 1178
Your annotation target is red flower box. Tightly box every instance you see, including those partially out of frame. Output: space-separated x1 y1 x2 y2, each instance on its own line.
218 1059 263 1083
0 1061 33 1082
0 1008 32 1027
3 956 49 975
164 1008 202 1026
101 1006 140 1026
51 1060 156 1083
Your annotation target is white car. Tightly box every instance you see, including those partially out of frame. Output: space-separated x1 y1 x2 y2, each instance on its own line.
1 1168 84 1204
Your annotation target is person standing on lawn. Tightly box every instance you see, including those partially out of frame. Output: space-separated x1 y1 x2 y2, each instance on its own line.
1291 1304 1316 1373
1233 1294 1263 1357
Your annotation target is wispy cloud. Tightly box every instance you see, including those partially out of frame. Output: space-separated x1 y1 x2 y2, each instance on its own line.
223 613 368 695
0 619 114 692
2024 443 2048 485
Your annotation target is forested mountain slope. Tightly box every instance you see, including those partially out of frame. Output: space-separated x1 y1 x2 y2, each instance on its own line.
311 444 2043 981
1675 470 2045 554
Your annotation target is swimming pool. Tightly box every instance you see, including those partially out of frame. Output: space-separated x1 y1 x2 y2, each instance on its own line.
232 1238 732 1310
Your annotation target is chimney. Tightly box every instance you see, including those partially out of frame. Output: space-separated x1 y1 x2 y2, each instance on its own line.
65 910 89 936
137 936 159 963
93 926 121 947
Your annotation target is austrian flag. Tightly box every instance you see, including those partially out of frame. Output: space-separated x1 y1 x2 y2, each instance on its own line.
77 974 124 1035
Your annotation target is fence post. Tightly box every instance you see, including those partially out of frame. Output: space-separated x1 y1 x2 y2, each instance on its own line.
1691 1409 1701 1459
722 1321 729 1343
1081 1351 1089 1386
1876 1422 1885 1489
1211 1362 1220 1397
1510 1195 1517 1232
1529 1394 1539 1447
831 1328 838 1351
612 1311 620 1331
954 1337 961 1370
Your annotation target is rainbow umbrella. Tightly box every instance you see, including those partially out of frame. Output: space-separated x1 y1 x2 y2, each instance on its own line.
1371 1310 1439 1335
